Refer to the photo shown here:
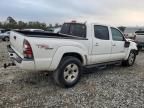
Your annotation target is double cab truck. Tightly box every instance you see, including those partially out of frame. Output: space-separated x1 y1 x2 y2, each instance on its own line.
134 30 144 50
7 22 138 88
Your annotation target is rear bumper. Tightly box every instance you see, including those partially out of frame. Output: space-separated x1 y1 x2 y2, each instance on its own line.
7 45 35 71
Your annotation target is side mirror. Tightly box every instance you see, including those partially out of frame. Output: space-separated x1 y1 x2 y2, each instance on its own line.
124 41 130 48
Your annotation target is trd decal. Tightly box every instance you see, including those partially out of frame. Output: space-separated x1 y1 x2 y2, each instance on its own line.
36 44 53 50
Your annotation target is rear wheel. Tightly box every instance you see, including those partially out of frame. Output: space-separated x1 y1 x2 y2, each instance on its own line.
122 51 136 66
53 56 82 88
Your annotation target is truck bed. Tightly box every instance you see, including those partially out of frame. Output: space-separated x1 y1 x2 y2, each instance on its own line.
15 30 87 39
10 30 88 59
15 30 67 38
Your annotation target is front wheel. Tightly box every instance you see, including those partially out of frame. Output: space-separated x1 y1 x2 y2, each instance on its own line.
122 51 136 66
53 56 82 88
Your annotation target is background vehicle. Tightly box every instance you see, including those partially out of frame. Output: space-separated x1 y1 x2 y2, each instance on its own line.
0 31 10 41
0 29 5 34
124 27 144 40
135 31 144 50
7 22 138 87
53 27 61 33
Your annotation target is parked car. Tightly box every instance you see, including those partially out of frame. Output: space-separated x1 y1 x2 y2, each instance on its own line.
0 29 5 33
7 22 138 88
0 31 10 41
134 31 144 50
53 27 61 33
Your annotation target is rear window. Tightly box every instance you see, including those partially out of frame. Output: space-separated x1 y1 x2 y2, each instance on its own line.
60 23 86 38
60 23 70 34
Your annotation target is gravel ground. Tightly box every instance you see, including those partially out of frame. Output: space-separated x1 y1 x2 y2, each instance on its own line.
0 41 144 108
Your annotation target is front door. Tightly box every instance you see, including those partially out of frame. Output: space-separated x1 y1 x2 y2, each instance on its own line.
110 27 125 60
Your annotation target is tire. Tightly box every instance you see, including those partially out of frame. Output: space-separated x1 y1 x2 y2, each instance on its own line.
4 37 9 41
122 51 136 66
53 56 82 88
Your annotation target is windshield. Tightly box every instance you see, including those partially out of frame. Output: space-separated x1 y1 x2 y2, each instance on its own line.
60 23 86 38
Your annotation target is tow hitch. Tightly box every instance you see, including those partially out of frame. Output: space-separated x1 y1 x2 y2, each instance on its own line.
4 63 16 69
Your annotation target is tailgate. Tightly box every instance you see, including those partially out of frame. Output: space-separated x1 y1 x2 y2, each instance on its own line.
10 31 25 58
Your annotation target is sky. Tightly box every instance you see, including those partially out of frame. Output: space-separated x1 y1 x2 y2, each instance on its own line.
0 0 144 26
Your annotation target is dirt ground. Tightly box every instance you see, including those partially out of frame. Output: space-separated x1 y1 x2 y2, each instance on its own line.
0 41 144 108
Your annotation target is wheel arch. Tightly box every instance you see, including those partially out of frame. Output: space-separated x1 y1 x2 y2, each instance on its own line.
125 49 138 60
62 53 84 63
49 46 87 71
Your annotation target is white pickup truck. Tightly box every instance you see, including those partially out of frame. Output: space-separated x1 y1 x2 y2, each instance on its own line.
7 22 138 87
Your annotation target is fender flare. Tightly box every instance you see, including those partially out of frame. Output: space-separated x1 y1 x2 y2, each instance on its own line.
49 46 87 71
124 41 138 60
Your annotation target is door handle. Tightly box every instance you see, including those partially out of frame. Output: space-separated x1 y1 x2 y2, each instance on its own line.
112 44 116 46
95 43 99 46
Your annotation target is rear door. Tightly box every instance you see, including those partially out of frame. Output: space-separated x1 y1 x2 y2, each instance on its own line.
91 25 112 64
110 27 125 60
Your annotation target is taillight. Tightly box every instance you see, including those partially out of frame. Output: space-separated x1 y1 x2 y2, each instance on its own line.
23 39 33 59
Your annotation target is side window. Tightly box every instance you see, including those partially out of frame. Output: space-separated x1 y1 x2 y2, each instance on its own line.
69 24 86 37
111 28 124 41
94 25 109 40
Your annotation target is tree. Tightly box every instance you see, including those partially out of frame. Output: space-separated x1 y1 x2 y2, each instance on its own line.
54 23 62 28
40 23 47 30
48 24 53 28
118 26 126 33
18 21 27 29
0 22 2 28
7 16 17 24
54 23 59 28
0 16 56 30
